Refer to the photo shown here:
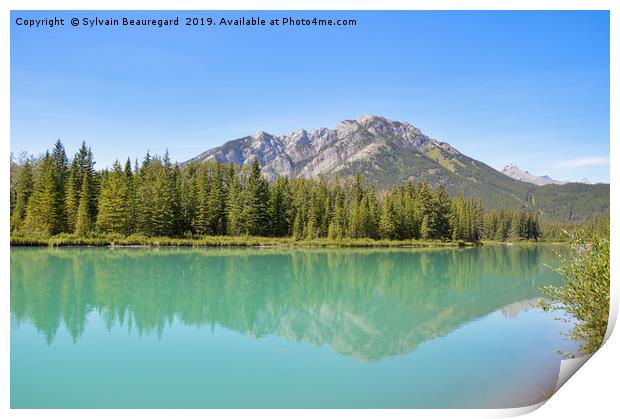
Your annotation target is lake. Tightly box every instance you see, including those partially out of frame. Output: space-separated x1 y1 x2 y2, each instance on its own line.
10 245 578 408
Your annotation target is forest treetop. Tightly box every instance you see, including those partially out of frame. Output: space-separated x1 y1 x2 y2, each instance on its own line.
10 140 542 242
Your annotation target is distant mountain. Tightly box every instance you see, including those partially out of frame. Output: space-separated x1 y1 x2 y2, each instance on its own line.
185 115 609 222
500 163 566 186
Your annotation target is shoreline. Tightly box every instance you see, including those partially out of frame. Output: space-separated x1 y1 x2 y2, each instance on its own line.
10 235 482 248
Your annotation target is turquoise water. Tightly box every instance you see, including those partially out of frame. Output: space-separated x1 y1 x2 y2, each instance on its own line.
10 245 577 408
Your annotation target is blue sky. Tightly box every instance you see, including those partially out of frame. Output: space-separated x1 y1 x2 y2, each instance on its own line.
11 11 609 182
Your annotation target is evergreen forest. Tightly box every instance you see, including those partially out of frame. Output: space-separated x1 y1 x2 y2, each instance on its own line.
10 140 545 243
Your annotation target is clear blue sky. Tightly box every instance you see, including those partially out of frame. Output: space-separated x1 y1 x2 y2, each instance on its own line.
11 10 609 182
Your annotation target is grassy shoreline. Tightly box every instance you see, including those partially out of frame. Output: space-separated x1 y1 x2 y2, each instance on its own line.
10 234 480 248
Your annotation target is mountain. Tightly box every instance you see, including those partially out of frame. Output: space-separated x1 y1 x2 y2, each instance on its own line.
500 163 566 186
185 115 609 222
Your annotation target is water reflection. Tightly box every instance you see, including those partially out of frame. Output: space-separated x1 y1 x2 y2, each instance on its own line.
10 245 563 362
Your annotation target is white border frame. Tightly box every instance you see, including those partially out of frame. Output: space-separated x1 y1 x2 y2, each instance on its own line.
2 2 616 418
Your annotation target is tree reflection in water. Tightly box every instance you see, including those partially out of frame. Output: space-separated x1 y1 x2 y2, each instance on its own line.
10 245 564 362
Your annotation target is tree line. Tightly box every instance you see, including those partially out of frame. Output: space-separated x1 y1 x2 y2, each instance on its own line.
10 140 542 242
540 212 610 241
482 209 541 241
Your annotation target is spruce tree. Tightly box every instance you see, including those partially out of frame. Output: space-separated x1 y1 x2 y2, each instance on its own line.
51 140 68 231
10 153 18 214
420 215 431 240
242 160 269 236
364 188 380 239
170 164 182 236
136 153 155 235
305 189 319 239
291 178 308 239
150 161 176 237
70 144 98 236
23 153 63 236
123 158 136 234
51 139 69 188
96 161 128 234
269 177 291 237
226 167 243 236
292 211 303 241
327 208 344 239
379 194 398 240
74 173 93 236
65 160 80 232
432 185 451 240
206 163 226 235
10 160 34 233
401 185 417 239
192 164 211 235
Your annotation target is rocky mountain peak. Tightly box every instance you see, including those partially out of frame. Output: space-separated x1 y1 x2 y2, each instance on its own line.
252 131 272 140
186 115 440 180
501 163 566 186
182 116 608 218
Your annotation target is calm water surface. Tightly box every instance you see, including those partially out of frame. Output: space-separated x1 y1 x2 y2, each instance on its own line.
10 245 577 408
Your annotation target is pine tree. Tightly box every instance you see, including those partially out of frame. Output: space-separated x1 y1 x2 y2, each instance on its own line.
529 212 540 240
226 167 243 236
432 185 451 240
327 197 342 240
379 194 398 240
420 215 431 240
51 140 68 231
74 173 93 236
305 189 319 239
206 163 226 235
150 160 176 237
23 154 63 236
136 153 156 235
65 160 80 232
124 158 133 178
10 153 19 214
291 178 308 239
292 211 303 241
449 196 465 241
51 139 69 188
10 160 34 233
401 185 417 239
327 186 346 240
192 164 210 235
169 164 182 236
511 210 525 240
269 177 291 237
352 174 365 204
123 158 137 234
364 188 380 239
96 161 128 234
242 160 270 236
347 201 361 238
70 144 98 236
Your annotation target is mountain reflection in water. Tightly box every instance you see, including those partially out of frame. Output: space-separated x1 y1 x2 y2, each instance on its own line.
10 245 564 362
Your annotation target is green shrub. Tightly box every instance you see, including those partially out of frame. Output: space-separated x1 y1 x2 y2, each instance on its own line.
539 228 610 356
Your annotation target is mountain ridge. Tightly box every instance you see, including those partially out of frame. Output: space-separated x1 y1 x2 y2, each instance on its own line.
185 115 609 222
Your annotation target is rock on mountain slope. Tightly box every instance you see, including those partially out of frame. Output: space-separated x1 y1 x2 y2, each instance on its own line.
188 114 434 179
500 163 566 186
185 115 609 221
189 115 468 179
186 115 533 207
